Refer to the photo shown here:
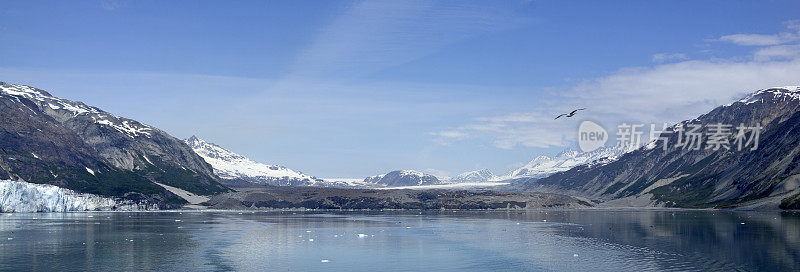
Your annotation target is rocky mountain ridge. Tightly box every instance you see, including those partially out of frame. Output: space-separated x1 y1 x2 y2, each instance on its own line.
0 82 228 207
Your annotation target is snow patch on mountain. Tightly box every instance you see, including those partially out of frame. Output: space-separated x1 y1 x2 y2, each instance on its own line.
94 117 152 138
0 180 121 212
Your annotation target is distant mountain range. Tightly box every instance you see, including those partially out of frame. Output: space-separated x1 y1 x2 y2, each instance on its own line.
504 145 628 180
353 147 630 187
435 146 628 184
523 86 800 209
184 135 508 188
0 82 228 207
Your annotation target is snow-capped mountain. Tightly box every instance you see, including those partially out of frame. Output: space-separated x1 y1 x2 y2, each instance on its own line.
506 145 627 180
447 169 500 183
364 170 441 187
185 136 327 186
728 86 800 106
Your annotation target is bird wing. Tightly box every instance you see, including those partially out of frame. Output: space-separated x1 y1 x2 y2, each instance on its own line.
555 114 567 120
569 108 586 115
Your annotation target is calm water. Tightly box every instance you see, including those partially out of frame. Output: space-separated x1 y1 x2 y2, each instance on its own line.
0 210 798 271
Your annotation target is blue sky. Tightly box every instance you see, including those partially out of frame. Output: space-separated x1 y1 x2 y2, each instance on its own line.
2 0 800 178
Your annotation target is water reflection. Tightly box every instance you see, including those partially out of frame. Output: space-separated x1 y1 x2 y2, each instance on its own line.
0 210 797 271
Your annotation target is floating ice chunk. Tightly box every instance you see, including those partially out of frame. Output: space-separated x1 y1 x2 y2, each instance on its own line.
308 239 314 242
321 260 330 263
357 234 368 238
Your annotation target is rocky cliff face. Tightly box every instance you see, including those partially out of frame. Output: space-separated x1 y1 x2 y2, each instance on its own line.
523 86 800 209
0 82 228 206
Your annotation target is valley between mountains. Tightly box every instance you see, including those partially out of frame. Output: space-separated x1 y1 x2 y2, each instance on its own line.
1 81 799 211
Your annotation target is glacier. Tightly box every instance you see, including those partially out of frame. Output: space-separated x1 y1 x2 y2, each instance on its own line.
0 180 122 212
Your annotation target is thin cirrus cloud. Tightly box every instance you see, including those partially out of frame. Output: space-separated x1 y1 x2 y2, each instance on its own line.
100 0 125 11
715 20 800 46
285 0 530 80
754 44 800 61
652 53 689 63
434 21 800 150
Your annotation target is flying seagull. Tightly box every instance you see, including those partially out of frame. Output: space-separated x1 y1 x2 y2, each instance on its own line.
555 108 586 120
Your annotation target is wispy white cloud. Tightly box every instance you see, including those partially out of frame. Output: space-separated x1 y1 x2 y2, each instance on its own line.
429 130 469 145
754 44 800 61
100 0 125 11
715 20 800 46
652 53 688 63
717 33 791 46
